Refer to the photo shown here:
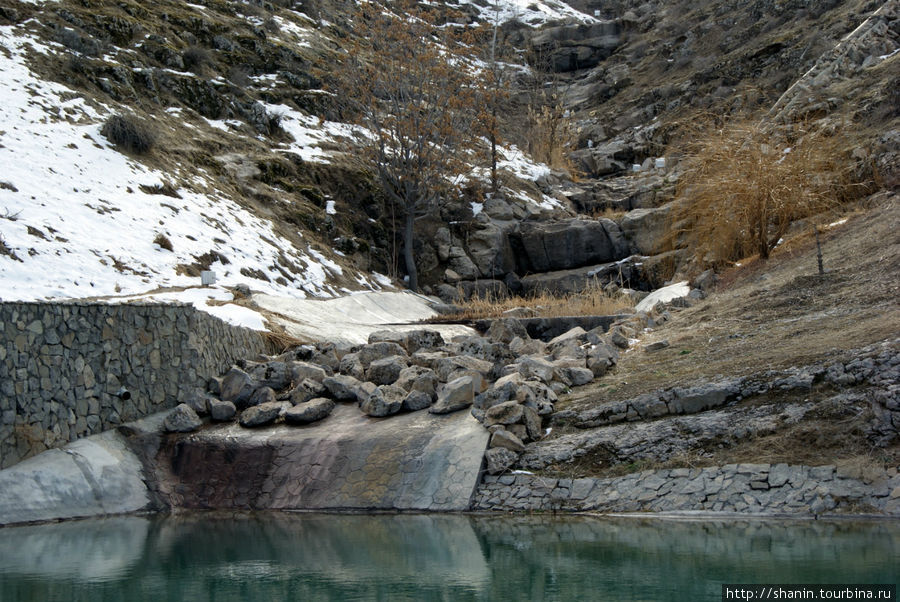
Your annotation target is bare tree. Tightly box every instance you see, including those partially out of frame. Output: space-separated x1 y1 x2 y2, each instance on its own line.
333 1 478 292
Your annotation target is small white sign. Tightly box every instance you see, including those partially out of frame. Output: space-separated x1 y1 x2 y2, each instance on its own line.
201 271 217 286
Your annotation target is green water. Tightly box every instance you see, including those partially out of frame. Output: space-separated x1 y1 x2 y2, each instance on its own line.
0 514 896 601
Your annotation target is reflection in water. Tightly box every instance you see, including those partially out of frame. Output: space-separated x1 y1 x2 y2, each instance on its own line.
0 514 897 601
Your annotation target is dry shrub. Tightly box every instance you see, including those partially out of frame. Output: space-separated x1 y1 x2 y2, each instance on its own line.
526 102 577 172
435 280 633 321
668 119 863 268
101 113 156 155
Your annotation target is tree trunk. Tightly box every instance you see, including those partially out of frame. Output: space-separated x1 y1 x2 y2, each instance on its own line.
490 129 498 193
403 208 418 292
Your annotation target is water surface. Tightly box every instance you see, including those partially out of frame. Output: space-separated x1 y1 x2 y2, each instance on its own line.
0 513 896 601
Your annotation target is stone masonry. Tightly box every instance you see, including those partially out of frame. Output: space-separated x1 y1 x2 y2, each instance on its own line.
474 463 900 516
0 302 267 468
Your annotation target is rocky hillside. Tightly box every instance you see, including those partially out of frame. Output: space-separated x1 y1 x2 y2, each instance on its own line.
0 0 896 311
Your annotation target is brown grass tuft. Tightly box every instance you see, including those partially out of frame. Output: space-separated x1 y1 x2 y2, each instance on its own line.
432 280 634 321
666 118 867 269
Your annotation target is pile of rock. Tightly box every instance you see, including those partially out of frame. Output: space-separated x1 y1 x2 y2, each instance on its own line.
161 311 661 474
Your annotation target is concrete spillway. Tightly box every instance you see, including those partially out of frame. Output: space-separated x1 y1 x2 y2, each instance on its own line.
158 404 488 512
0 405 490 525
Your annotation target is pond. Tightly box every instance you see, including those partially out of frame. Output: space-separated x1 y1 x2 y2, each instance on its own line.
0 513 896 601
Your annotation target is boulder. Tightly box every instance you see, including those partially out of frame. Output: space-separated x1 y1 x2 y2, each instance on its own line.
619 205 671 255
402 390 433 412
354 342 408 368
395 365 438 400
366 355 408 385
516 381 558 415
475 373 524 410
239 401 283 427
509 337 547 356
555 366 595 387
289 378 326 405
484 401 525 426
490 428 526 453
467 219 516 278
485 318 529 344
338 353 365 380
483 197 514 220
164 404 202 433
522 405 543 441
245 360 294 390
587 341 618 377
219 366 255 407
247 386 277 407
430 375 479 414
513 218 627 273
548 327 587 346
359 384 405 417
290 361 328 384
516 356 557 383
485 447 519 475
368 329 445 353
284 398 335 425
323 374 364 401
209 399 237 422
433 356 494 382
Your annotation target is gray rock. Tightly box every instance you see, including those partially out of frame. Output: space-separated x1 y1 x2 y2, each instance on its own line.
430 375 479 414
484 401 525 426
475 372 524 410
219 366 255 407
548 327 587 346
516 356 557 383
402 390 433 412
248 386 276 407
239 401 283 427
645 340 670 352
485 318 529 344
359 385 405 417
164 403 202 432
490 429 526 453
433 356 493 382
366 355 408 385
209 399 237 422
555 366 595 387
669 379 742 414
245 360 293 390
289 378 326 405
338 353 366 380
290 361 328 384
522 406 543 441
619 205 671 255
395 365 438 400
367 329 445 353
485 447 520 475
513 218 627 273
323 374 364 401
284 398 335 424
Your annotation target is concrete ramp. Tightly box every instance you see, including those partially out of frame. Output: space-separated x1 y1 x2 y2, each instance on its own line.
252 291 476 344
0 421 156 526
159 404 489 512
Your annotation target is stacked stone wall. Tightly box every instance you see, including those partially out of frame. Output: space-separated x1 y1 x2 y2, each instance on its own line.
0 302 267 468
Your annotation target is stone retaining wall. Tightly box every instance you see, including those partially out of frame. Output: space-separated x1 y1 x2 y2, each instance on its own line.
474 463 900 516
0 302 267 468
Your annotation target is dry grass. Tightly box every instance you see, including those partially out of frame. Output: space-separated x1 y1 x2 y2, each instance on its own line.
667 118 867 269
432 282 634 321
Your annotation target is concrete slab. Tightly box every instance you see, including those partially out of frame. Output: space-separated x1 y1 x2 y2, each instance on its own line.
635 281 690 313
162 403 490 511
252 291 476 344
0 429 151 526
